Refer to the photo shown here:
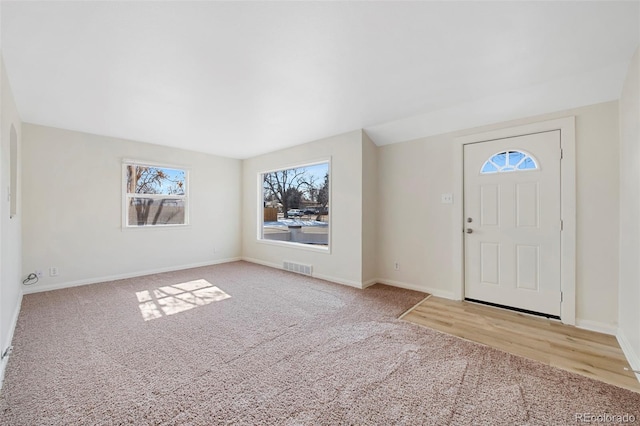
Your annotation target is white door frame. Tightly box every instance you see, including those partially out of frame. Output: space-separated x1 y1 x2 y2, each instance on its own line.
452 117 576 325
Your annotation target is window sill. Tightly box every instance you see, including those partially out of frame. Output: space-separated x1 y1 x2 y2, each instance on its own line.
122 224 191 231
257 238 331 254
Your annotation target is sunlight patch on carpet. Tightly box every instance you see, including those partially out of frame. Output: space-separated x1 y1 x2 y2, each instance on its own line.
135 279 231 321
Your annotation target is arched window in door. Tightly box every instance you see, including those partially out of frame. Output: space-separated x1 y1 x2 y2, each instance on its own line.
481 150 538 174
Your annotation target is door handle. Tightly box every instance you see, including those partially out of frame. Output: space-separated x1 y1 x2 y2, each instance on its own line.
466 228 473 234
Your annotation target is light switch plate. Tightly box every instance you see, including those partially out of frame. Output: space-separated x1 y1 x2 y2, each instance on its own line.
441 193 453 204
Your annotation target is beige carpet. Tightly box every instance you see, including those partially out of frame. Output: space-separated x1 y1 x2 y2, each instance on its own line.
1 261 638 425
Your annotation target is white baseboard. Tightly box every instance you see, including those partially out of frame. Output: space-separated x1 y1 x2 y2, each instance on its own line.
22 257 242 295
241 257 365 289
617 328 640 383
227 258 459 296
312 272 363 289
575 319 618 336
362 278 378 289
1 292 23 390
375 278 455 299
240 257 281 270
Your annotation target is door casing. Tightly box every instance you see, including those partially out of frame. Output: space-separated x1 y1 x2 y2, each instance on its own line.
452 117 576 325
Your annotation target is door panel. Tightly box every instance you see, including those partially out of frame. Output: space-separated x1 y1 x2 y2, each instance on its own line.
480 243 500 285
516 244 539 290
480 185 499 226
464 131 561 316
516 182 539 227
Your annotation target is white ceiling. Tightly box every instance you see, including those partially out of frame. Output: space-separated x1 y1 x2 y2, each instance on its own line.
1 1 638 159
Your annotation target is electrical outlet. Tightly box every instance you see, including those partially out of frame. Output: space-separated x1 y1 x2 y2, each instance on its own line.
394 261 400 271
441 193 454 204
49 266 59 277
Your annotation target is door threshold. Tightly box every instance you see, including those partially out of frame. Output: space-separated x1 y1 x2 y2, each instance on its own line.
464 298 561 321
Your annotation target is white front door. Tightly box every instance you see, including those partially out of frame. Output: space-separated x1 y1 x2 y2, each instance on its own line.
464 130 562 316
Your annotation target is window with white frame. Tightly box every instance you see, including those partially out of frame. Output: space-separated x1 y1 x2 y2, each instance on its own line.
481 150 538 174
260 161 330 248
123 161 188 227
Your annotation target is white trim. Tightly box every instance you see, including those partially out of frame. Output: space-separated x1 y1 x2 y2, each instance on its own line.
257 157 332 176
22 258 242 295
240 256 281 270
0 292 23 390
617 329 640 383
452 141 465 301
256 171 264 242
241 256 366 289
122 158 191 171
453 117 576 325
120 224 192 232
240 257 459 294
376 278 455 299
575 319 618 336
312 272 363 289
362 278 378 289
256 238 330 254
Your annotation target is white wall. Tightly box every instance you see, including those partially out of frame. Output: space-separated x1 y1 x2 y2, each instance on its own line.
362 131 378 285
13 99 626 334
574 103 620 330
377 101 621 328
242 130 366 287
377 133 456 297
618 47 640 372
21 124 242 292
0 56 23 383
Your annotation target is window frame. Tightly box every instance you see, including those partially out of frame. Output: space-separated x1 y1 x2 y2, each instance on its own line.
257 158 331 253
122 159 190 229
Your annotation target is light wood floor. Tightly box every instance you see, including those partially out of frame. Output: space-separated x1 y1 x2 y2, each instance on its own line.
402 295 640 393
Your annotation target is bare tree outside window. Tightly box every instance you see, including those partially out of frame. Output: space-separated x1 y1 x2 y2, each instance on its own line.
124 163 188 227
261 162 329 247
